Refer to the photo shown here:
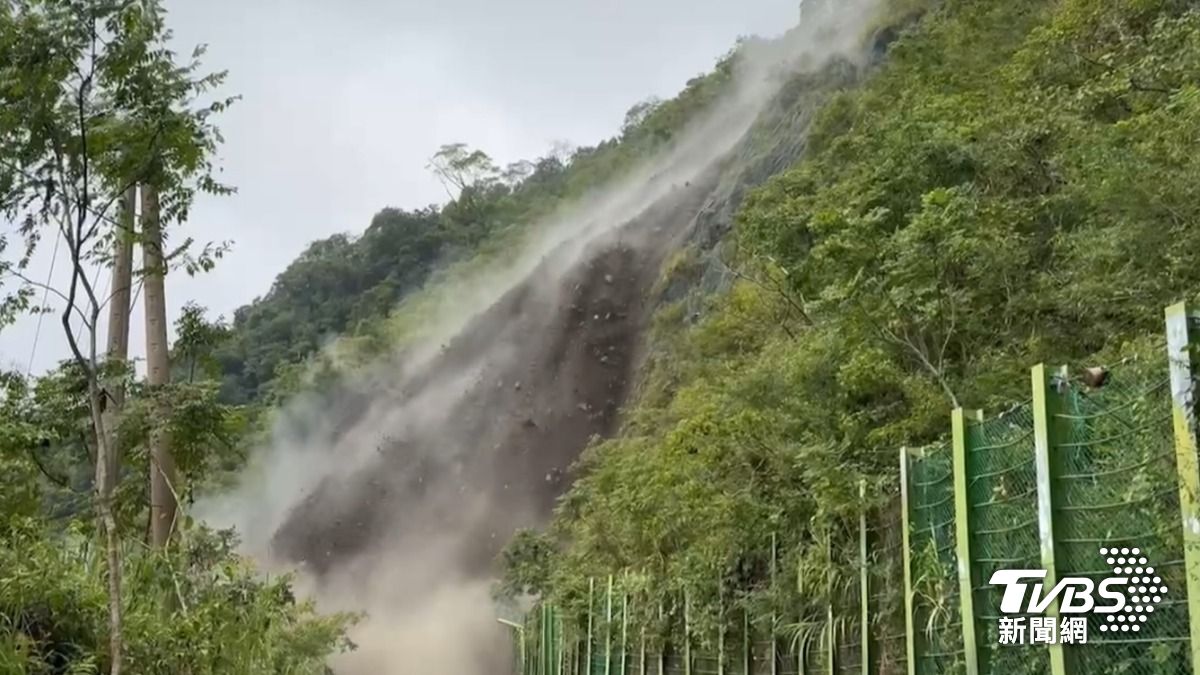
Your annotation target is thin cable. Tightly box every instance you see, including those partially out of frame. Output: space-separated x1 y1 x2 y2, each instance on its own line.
26 228 63 376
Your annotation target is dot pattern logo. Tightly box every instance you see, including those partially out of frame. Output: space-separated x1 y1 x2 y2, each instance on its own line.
1097 547 1166 633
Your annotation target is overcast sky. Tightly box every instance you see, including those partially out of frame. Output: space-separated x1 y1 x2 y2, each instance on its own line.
0 0 800 375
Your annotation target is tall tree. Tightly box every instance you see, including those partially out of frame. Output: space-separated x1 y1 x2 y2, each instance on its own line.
142 183 176 547
101 186 135 494
0 2 233 671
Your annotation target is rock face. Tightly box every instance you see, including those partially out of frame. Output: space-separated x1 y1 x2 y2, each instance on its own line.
269 167 725 579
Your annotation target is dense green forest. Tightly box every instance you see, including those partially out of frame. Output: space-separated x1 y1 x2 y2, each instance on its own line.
0 0 746 670
501 0 1200 636
212 57 738 405
5 0 1200 672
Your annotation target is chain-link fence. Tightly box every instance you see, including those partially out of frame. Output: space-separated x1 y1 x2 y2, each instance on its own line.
506 304 1200 675
1055 353 1190 674
907 442 964 675
965 404 1044 674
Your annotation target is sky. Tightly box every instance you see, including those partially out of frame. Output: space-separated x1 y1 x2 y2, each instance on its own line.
0 0 801 375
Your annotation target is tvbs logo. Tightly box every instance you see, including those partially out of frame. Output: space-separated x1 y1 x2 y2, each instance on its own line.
987 547 1167 644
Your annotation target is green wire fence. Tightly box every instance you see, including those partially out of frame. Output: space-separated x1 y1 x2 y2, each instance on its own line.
504 302 1200 675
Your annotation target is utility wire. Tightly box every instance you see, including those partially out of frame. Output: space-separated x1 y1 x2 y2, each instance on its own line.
25 228 63 377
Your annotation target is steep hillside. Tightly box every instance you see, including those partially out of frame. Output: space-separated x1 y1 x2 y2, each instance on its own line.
518 0 1200 646
211 48 744 406
202 6 892 672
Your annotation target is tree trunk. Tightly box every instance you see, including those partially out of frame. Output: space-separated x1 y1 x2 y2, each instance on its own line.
142 184 177 547
102 186 136 493
90 380 123 675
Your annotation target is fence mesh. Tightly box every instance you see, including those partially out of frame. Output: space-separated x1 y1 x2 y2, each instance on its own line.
907 442 965 674
872 494 910 675
1056 354 1191 674
509 325 1200 675
966 404 1045 674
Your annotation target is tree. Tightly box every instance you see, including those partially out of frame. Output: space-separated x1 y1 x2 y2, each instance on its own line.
101 187 134 496
0 2 233 671
426 142 499 199
621 96 663 137
142 183 176 547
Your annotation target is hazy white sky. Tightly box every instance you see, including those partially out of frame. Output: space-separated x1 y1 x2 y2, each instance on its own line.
0 0 800 374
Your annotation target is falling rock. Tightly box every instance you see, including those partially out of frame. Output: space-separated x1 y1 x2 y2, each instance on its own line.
604 274 614 283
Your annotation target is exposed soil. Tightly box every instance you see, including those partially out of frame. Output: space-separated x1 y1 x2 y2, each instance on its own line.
269 167 723 579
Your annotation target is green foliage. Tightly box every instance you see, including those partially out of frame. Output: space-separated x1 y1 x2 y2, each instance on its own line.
519 0 1200 642
216 52 743 405
0 0 234 300
0 299 340 671
0 520 354 674
498 530 556 599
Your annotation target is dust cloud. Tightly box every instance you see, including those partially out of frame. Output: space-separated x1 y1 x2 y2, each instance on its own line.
196 3 883 673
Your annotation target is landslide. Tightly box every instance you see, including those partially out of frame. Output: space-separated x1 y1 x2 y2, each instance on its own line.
269 167 725 578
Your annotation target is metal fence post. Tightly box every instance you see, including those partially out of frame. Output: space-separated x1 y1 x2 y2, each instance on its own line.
718 576 725 675
952 408 983 675
606 576 614 675
772 532 779 675
640 617 647 675
859 480 871 675
587 578 595 675
744 607 752 675
542 604 550 675
1166 301 1200 675
659 602 666 675
899 447 919 675
620 591 629 675
798 552 807 675
684 589 692 675
1032 364 1073 675
826 534 835 675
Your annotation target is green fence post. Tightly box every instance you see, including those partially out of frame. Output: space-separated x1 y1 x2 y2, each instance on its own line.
952 408 983 675
772 532 779 675
744 608 752 675
1166 301 1200 675
797 552 807 675
826 604 835 675
826 534 835 675
718 575 725 675
606 576 615 675
555 606 563 675
527 614 535 675
1032 364 1073 675
859 480 871 675
640 617 647 675
658 602 666 675
542 604 550 675
587 579 595 675
620 592 629 675
685 590 693 675
899 447 919 675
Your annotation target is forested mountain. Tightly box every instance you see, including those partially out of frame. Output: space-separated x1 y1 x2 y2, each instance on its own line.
5 0 1200 672
212 59 737 404
511 0 1200 632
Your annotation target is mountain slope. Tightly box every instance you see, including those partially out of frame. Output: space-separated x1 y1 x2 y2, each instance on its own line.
203 7 891 672
523 0 1200 643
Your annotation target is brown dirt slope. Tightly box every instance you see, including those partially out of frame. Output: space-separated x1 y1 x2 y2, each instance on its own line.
269 166 724 579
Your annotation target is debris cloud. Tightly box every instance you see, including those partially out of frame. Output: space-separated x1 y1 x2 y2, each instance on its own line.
198 4 883 672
